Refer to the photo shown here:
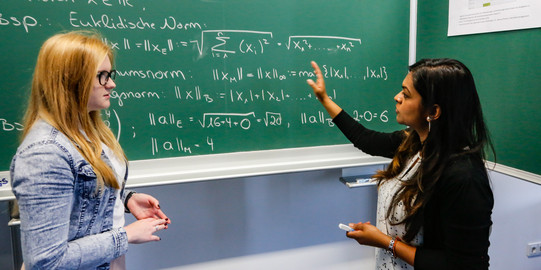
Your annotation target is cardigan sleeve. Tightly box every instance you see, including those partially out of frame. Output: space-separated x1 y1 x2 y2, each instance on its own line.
414 157 493 270
332 110 405 159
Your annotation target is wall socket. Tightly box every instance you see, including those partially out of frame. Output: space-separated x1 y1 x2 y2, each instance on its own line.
527 242 541 258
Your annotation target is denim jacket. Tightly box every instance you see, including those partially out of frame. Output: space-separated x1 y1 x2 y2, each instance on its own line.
10 120 129 270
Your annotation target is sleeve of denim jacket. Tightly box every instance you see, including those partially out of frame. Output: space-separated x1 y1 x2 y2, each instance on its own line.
11 141 129 269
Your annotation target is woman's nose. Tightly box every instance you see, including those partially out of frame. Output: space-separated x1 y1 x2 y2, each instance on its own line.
106 79 116 89
394 93 401 103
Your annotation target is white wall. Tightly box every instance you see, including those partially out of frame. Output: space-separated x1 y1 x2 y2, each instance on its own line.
124 168 541 270
161 242 375 270
124 168 379 269
489 171 541 269
2 167 539 270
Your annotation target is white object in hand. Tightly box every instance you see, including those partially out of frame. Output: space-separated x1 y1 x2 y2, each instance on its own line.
338 223 354 232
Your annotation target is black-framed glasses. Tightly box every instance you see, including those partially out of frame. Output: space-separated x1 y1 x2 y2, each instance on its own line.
97 70 117 86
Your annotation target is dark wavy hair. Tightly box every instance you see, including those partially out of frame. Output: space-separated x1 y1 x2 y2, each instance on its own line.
373 58 495 242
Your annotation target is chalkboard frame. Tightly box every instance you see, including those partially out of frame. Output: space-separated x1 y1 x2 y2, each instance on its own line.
0 0 412 200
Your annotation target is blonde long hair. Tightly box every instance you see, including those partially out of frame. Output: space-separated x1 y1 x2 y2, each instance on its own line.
23 30 126 190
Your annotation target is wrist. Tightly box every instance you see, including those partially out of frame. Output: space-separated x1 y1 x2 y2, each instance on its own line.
124 191 136 213
386 236 399 257
318 94 332 104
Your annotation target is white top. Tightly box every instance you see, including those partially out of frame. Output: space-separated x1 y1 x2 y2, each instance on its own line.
102 143 127 270
375 152 424 270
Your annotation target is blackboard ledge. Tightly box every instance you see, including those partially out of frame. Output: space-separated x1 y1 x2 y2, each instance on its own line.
487 162 541 185
2 146 538 201
0 144 388 201
125 144 390 189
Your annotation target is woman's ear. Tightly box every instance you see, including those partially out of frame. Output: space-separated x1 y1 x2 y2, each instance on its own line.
429 104 441 120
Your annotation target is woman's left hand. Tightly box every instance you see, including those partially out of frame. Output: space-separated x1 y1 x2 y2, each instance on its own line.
346 221 389 249
127 193 171 227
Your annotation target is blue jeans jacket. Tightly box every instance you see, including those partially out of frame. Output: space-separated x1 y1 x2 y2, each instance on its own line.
11 120 129 269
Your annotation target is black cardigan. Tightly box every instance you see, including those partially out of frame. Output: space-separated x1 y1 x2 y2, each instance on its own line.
333 110 493 270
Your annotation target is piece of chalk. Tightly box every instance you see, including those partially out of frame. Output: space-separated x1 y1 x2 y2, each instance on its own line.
338 223 354 232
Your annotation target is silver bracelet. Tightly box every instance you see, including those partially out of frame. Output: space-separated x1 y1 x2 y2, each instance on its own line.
387 237 397 257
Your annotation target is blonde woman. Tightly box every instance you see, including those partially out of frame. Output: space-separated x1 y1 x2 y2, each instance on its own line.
11 31 171 269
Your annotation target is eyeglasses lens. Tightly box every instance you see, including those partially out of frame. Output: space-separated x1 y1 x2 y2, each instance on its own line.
98 70 116 86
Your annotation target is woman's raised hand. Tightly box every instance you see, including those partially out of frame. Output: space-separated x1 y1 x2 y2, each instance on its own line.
306 61 343 118
306 61 328 101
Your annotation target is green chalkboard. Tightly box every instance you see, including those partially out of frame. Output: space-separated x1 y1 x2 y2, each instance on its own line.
0 0 408 172
417 2 541 176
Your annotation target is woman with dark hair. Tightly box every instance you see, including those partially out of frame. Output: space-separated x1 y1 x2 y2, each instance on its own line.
307 58 494 269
